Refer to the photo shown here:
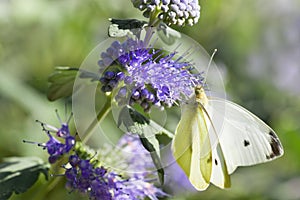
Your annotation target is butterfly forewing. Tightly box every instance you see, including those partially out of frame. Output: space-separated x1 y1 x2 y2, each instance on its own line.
194 106 213 185
172 100 212 191
206 98 284 174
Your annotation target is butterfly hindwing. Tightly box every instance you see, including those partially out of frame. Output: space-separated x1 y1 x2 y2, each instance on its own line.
210 143 231 188
201 103 231 189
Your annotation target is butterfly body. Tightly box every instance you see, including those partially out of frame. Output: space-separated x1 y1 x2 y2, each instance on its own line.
172 86 284 190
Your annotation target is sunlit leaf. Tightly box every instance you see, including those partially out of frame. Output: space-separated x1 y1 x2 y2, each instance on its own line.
0 157 49 200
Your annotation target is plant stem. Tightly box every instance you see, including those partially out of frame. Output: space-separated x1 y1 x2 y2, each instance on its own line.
148 5 162 27
82 96 112 144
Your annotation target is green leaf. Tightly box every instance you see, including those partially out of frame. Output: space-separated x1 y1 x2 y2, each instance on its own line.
139 135 164 185
128 107 150 125
47 66 100 101
0 157 49 200
117 106 150 131
116 105 168 184
117 105 173 138
47 66 79 101
123 107 165 185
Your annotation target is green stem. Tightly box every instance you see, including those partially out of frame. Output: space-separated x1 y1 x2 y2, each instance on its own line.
148 4 163 27
82 96 112 144
32 160 65 199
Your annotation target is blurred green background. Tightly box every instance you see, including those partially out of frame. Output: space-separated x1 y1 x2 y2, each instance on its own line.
0 0 299 199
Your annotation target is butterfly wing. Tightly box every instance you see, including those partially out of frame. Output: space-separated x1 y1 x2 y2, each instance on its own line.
210 143 231 188
200 104 231 189
206 98 284 174
172 101 212 191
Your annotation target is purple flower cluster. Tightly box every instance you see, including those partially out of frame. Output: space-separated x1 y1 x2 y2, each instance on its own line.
100 71 125 93
131 0 201 26
64 155 112 199
25 114 167 200
64 134 168 200
64 150 167 200
42 131 75 164
108 133 169 200
98 39 144 69
116 133 157 175
98 38 203 112
23 119 75 164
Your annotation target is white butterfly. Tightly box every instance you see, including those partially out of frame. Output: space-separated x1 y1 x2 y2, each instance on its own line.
171 85 284 190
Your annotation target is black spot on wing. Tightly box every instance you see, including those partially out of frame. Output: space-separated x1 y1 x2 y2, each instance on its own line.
214 159 218 165
270 138 282 157
266 153 275 160
268 130 277 138
243 140 250 147
266 130 282 159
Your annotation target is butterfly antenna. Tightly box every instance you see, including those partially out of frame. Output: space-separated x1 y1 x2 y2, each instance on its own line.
203 49 217 84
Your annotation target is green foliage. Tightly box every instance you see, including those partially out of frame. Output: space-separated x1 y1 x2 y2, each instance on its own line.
139 135 165 185
47 67 79 101
0 157 49 200
119 107 165 184
48 66 101 101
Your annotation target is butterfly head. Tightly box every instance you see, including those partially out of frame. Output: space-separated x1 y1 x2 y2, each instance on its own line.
195 85 208 106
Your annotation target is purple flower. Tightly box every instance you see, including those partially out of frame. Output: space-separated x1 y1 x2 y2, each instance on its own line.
23 113 75 164
98 38 203 112
62 134 168 200
131 0 201 26
107 133 169 200
161 145 197 196
64 155 113 199
25 116 168 199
